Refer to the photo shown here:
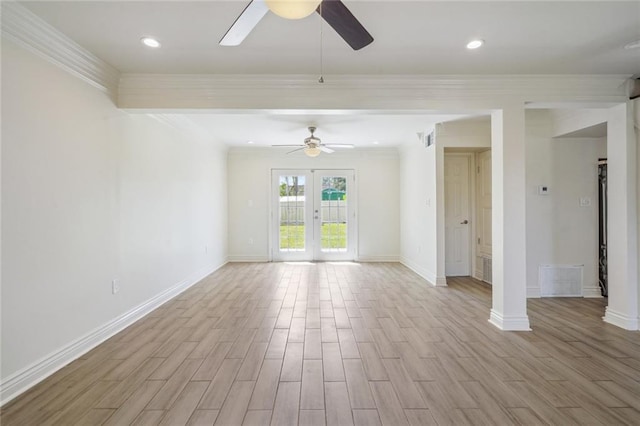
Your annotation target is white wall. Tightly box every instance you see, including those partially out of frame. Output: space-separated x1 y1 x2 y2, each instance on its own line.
525 110 605 297
400 112 605 300
1 40 228 399
400 119 492 285
436 118 492 148
399 136 439 283
549 108 608 137
227 148 399 262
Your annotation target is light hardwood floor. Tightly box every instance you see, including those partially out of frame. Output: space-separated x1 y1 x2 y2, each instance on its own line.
2 262 640 425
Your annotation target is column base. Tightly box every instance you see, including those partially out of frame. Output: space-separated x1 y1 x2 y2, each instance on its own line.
603 307 639 330
488 309 531 331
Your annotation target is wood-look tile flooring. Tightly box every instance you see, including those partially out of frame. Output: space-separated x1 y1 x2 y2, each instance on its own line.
3 262 640 425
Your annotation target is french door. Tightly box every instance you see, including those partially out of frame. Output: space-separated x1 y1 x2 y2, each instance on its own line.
272 169 356 261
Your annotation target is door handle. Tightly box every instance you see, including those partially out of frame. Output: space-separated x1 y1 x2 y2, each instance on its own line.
460 220 469 224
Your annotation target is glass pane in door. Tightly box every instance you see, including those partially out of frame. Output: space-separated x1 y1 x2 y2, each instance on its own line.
320 176 347 252
279 175 306 251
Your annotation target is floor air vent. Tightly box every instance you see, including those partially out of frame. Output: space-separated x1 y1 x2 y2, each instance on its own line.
482 257 492 284
539 265 583 297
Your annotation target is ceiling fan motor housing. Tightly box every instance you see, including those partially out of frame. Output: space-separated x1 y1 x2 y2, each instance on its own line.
305 126 320 146
305 136 321 147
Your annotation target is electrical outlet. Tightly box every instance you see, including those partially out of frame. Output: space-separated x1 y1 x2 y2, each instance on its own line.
248 238 254 245
205 244 209 253
112 279 120 294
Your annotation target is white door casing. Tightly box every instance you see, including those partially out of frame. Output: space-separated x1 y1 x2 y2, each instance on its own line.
477 150 493 259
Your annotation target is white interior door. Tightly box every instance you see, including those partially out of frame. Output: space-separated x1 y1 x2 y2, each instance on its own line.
272 169 356 261
445 155 471 276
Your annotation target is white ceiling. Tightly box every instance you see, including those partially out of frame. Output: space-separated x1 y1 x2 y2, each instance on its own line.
20 1 639 147
183 112 474 147
23 1 640 75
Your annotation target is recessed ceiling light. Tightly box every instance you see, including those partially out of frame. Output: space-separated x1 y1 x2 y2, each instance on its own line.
466 39 484 50
247 140 254 144
141 37 161 48
372 141 379 145
624 39 640 50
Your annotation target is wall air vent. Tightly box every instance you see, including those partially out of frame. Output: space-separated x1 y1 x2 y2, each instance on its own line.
539 265 583 297
482 257 492 284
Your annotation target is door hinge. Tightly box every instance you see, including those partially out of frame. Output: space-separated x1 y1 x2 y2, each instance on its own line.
478 237 481 244
477 166 480 174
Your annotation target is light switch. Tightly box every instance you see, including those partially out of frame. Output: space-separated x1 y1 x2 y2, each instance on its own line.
579 197 591 207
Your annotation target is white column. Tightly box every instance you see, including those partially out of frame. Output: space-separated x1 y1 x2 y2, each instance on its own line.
604 101 638 330
490 105 530 331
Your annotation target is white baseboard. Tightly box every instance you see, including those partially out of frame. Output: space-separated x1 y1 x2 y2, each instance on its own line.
228 255 269 262
603 308 639 330
357 255 400 262
0 261 226 406
582 286 604 298
527 286 541 298
488 309 531 331
399 257 445 287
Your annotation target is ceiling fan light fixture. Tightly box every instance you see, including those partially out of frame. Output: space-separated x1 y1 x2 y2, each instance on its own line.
265 0 322 19
304 146 322 157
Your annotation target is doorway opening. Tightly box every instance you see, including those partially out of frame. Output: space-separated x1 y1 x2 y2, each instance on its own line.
598 158 608 297
444 150 492 284
271 169 356 261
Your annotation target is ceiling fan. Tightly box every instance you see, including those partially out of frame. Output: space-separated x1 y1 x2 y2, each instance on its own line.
273 126 355 157
220 0 374 50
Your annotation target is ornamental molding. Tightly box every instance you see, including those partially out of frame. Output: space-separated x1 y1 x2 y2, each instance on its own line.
1 1 631 111
1 1 120 98
118 73 630 110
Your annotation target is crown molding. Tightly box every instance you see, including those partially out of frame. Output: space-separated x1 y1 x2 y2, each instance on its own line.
1 0 629 112
118 73 630 110
1 1 120 99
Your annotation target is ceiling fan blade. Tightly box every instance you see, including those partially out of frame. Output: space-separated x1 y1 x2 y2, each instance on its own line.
319 146 335 153
219 0 269 46
272 144 305 147
287 147 306 154
325 144 355 149
317 0 373 51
